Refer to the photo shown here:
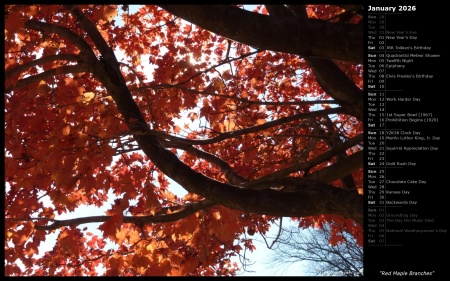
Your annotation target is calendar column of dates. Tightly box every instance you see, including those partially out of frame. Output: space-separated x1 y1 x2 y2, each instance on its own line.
366 12 386 246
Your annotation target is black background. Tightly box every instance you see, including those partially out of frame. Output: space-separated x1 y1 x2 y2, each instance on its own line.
364 2 447 279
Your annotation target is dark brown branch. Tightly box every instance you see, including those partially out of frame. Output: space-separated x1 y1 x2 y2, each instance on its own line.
61 6 363 223
265 5 295 19
166 143 249 186
248 133 363 182
5 54 79 78
148 84 341 106
295 127 322 165
322 115 357 190
171 49 261 87
7 64 89 92
63 5 112 60
285 5 308 21
338 5 363 17
304 150 363 184
242 151 362 192
245 176 337 191
305 57 363 120
158 5 363 64
32 200 216 231
24 20 97 61
137 107 345 146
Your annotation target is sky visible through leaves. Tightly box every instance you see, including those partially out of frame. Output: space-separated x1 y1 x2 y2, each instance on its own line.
5 4 363 276
8 5 305 276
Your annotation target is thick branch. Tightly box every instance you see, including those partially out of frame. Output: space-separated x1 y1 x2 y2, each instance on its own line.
265 5 295 19
264 6 362 121
64 5 112 59
285 5 308 21
63 7 363 223
304 150 363 184
137 123 364 222
159 5 363 64
306 58 363 120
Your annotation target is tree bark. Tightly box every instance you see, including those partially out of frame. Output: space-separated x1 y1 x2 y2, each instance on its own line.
14 5 364 225
159 5 363 64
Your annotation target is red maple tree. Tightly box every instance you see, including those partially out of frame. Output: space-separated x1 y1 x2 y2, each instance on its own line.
5 5 364 276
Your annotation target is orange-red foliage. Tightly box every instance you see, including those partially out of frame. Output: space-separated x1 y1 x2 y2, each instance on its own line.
5 4 363 276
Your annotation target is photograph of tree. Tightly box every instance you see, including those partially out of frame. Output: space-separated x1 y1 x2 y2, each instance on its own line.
5 5 363 276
